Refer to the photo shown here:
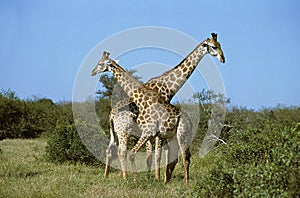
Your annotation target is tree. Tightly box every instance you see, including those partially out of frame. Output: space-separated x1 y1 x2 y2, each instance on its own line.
95 69 142 101
193 89 231 156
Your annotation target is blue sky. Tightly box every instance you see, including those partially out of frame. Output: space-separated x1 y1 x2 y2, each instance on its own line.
0 0 299 109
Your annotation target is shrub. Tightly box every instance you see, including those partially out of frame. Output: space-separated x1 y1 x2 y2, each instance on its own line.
0 89 61 139
0 94 26 139
191 107 300 197
45 120 99 165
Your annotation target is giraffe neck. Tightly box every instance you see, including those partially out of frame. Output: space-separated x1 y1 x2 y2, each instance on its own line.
109 61 145 105
146 40 208 102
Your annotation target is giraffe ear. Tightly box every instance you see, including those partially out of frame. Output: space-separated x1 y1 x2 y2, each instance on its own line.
114 60 120 64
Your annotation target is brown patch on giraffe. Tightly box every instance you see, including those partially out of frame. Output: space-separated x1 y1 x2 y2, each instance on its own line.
175 70 182 76
145 114 150 119
182 67 188 73
139 115 144 121
144 103 149 109
163 121 169 127
170 74 176 81
152 97 158 103
167 82 172 87
192 59 197 65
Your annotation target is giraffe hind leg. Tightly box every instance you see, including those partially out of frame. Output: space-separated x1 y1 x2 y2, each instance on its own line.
177 112 193 184
145 140 153 175
118 131 129 179
165 139 179 183
104 143 117 178
181 147 191 185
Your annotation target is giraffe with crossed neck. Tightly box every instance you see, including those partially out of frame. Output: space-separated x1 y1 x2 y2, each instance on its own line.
92 51 195 184
104 33 225 181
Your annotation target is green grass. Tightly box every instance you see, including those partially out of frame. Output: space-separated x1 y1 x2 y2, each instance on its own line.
2 120 298 198
0 139 198 197
0 139 99 197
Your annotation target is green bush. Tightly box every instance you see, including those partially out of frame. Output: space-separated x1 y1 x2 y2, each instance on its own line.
22 98 59 138
45 120 99 165
0 89 61 139
0 94 26 139
229 122 299 197
191 107 300 197
192 161 234 197
1 88 299 197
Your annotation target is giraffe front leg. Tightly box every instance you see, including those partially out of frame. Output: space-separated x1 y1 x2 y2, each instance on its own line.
155 137 163 181
129 134 149 178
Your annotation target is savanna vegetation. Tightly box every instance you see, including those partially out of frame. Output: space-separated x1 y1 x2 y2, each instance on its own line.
0 75 299 197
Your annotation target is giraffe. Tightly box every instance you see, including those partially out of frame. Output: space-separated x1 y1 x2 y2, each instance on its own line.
104 98 153 179
144 32 225 102
104 109 138 179
91 51 193 184
105 33 225 179
112 33 224 114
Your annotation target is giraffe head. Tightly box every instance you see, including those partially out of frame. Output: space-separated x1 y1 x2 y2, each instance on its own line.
203 33 225 63
91 51 119 76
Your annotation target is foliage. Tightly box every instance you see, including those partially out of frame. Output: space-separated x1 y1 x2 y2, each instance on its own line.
1 107 300 197
0 89 61 139
191 107 300 197
190 89 230 154
0 88 99 164
1 88 299 196
95 69 141 100
44 73 118 165
45 120 99 165
0 93 26 139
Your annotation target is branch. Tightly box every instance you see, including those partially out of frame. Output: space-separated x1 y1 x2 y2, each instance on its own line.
208 134 227 145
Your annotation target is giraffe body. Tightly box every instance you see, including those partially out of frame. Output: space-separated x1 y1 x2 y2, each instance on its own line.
105 110 137 179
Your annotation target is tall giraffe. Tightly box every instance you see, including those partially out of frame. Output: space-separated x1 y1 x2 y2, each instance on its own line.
104 109 139 179
113 33 224 111
92 51 193 184
106 33 225 179
145 32 225 102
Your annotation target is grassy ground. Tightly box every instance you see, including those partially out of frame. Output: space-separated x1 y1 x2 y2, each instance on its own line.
0 139 201 197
